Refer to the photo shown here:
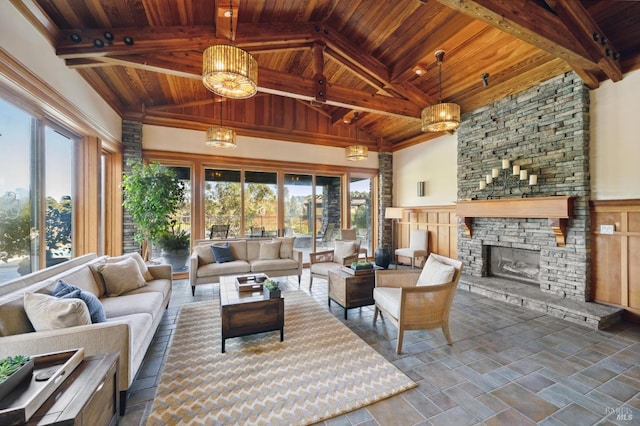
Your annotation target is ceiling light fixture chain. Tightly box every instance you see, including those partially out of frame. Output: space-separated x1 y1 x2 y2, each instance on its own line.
345 111 368 161
421 49 461 133
205 96 237 149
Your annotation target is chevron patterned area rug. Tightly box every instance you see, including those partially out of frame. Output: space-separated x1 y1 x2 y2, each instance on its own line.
147 290 416 425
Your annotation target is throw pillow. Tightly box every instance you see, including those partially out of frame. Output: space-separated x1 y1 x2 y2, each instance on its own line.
194 244 215 265
334 240 356 264
276 237 295 259
211 243 235 263
98 257 147 296
51 280 107 324
24 292 91 331
416 256 456 286
259 240 282 260
106 252 154 281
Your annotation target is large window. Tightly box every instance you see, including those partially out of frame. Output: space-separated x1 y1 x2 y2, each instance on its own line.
350 176 372 256
205 169 241 238
0 99 77 284
244 171 277 237
284 173 313 261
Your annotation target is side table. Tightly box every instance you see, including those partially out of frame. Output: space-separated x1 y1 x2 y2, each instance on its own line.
328 266 377 319
29 352 119 425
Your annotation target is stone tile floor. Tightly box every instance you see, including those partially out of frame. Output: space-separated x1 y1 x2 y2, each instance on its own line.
121 273 640 425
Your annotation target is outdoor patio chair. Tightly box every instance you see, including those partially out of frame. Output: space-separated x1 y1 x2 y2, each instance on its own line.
209 224 230 239
373 254 463 353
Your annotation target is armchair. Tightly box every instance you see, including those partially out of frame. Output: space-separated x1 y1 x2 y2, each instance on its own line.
340 228 368 261
308 239 361 290
373 254 463 353
395 229 428 269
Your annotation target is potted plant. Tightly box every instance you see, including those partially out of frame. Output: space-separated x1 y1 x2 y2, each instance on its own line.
263 279 281 299
155 221 190 270
0 355 33 401
122 160 188 263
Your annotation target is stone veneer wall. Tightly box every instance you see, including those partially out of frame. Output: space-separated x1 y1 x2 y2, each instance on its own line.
378 152 393 249
122 120 143 254
457 72 591 301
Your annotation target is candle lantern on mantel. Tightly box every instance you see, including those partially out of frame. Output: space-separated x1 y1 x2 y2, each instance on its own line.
476 159 538 199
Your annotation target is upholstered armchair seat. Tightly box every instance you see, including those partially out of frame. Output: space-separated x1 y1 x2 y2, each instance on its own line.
308 240 361 290
395 229 428 269
373 254 463 353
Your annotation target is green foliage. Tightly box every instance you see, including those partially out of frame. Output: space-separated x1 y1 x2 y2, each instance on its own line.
122 161 186 246
0 355 30 383
0 197 30 258
264 279 280 291
155 221 190 251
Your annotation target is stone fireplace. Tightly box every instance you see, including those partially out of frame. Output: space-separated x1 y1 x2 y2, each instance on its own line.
487 246 540 285
457 72 592 302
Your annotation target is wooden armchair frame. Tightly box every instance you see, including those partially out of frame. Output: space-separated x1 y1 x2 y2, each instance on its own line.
308 241 360 290
373 254 463 353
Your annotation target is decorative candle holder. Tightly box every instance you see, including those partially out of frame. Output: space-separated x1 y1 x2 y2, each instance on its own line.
476 159 538 199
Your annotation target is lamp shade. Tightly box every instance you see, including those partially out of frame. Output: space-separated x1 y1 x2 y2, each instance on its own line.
202 45 258 99
385 207 404 220
345 145 368 161
421 102 461 132
205 125 237 148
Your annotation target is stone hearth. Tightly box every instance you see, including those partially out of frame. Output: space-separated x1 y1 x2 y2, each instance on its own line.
459 275 623 330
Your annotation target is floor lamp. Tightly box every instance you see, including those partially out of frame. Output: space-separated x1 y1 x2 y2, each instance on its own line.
385 207 404 269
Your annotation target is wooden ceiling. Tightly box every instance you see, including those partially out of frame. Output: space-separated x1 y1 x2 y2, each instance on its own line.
13 0 640 152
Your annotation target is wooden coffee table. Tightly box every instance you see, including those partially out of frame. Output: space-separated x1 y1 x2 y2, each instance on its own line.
328 266 378 319
219 275 284 353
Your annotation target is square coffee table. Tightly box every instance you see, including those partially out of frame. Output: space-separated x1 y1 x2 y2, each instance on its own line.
328 266 378 319
219 274 284 353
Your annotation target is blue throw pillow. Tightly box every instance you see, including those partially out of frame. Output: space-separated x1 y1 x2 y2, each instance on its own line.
54 281 107 324
51 279 77 297
211 243 235 263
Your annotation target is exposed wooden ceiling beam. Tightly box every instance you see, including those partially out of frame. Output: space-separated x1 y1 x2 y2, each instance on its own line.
56 23 316 59
546 0 622 82
215 0 239 40
433 0 599 72
75 55 421 119
318 24 436 107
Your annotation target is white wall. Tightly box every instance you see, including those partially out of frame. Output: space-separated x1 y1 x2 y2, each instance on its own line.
143 125 379 169
0 3 121 142
393 134 457 207
590 69 640 200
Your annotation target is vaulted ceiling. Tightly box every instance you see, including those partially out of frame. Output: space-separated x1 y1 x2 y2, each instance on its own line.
13 0 640 152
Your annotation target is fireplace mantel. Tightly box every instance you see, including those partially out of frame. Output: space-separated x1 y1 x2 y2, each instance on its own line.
456 196 575 246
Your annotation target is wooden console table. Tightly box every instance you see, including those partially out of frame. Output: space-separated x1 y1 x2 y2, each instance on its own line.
456 196 575 246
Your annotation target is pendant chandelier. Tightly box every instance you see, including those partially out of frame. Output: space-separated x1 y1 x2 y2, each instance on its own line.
421 50 460 132
202 3 257 99
345 112 368 161
205 98 237 148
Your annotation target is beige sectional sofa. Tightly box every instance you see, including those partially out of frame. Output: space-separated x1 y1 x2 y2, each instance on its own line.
0 252 172 415
189 238 303 296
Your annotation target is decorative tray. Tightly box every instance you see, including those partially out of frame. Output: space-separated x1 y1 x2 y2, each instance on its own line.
0 348 84 425
235 274 268 292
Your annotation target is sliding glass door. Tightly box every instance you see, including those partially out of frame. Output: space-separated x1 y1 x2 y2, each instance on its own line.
244 171 277 238
284 173 313 262
350 176 373 258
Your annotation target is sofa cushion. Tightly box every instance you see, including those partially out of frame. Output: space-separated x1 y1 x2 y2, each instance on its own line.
276 237 295 259
52 280 107 323
100 292 164 320
125 279 172 301
194 244 215 265
197 260 251 278
416 256 455 286
259 240 281 260
250 258 299 273
23 292 91 331
228 240 247 261
106 252 154 281
211 243 235 263
99 257 147 296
